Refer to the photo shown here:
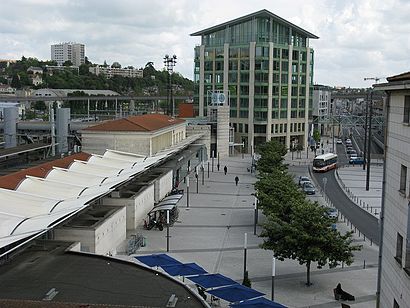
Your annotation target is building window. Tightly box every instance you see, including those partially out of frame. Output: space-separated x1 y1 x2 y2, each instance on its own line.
405 203 410 274
404 96 410 124
400 165 407 195
396 233 403 265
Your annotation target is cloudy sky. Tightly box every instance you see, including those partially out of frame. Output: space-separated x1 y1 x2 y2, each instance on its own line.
1 0 409 87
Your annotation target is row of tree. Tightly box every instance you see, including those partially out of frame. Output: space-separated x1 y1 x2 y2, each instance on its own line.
255 140 361 285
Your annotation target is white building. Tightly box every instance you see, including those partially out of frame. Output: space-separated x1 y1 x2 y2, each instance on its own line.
313 85 332 136
81 114 187 156
89 65 143 78
375 71 410 308
51 42 85 66
27 66 43 86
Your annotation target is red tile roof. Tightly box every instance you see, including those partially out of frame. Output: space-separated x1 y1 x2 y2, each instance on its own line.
83 114 185 132
0 152 91 190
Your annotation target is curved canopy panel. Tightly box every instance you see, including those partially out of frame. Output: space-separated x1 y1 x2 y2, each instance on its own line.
47 168 108 186
103 149 146 162
69 160 124 177
88 155 138 169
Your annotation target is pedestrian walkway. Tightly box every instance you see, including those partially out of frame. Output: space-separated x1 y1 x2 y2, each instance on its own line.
335 165 383 217
119 154 378 308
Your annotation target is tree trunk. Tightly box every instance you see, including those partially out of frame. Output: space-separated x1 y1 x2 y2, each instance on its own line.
306 261 312 286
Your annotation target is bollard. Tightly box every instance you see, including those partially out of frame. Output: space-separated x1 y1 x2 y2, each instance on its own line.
350 224 353 230
367 204 369 210
342 261 344 269
370 239 373 246
370 207 373 213
359 230 361 237
354 226 357 233
363 260 366 269
343 216 346 222
364 234 366 241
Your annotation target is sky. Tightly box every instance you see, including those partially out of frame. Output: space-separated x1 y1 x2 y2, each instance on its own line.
1 0 409 88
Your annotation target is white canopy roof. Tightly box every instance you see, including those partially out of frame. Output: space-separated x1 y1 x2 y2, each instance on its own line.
0 144 184 255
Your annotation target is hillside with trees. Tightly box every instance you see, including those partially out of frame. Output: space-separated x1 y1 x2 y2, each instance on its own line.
1 57 194 97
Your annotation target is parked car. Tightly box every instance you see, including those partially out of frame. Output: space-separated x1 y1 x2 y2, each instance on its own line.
326 207 338 219
349 153 358 159
346 149 357 155
336 139 343 144
345 139 352 146
303 182 316 195
299 176 311 187
349 157 364 165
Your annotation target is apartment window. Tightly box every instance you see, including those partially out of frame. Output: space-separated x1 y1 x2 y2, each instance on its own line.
404 96 410 124
396 233 403 265
400 165 407 195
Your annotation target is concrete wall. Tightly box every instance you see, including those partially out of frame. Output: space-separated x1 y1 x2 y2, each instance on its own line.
102 185 155 230
380 90 410 307
94 207 126 255
54 206 126 256
216 105 230 158
154 169 173 203
186 125 211 159
81 131 151 156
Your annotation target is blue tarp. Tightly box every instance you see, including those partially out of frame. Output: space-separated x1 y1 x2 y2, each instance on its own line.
230 297 287 307
188 273 238 289
135 254 182 267
161 262 207 276
207 284 265 303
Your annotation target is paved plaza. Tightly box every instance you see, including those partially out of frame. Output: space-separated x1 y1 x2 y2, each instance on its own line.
122 153 379 308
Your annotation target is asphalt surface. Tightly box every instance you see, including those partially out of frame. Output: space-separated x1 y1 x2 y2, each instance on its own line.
311 143 380 245
0 241 205 308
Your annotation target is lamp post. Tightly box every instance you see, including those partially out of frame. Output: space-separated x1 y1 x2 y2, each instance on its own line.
201 163 204 185
166 210 170 252
212 150 215 172
163 54 177 116
253 197 258 235
272 255 276 301
243 233 247 281
186 176 190 208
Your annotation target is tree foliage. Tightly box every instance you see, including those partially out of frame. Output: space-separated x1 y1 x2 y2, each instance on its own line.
256 140 287 173
313 129 321 144
255 139 361 285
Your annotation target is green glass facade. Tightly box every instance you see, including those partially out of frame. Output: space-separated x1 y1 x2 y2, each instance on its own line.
192 11 317 151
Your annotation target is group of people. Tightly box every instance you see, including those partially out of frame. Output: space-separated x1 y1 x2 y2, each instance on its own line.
217 163 240 186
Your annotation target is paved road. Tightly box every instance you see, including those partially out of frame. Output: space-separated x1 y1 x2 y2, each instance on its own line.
311 142 380 245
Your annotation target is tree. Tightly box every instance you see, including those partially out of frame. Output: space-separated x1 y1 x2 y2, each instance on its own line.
63 60 73 67
313 129 321 144
111 62 121 69
33 101 46 111
260 200 361 286
256 139 287 173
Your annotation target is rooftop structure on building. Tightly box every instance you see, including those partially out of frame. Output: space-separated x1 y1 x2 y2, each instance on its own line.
89 65 143 78
51 42 85 67
191 9 318 153
374 71 410 307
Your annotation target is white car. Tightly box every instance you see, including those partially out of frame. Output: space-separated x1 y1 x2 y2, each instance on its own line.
336 139 343 144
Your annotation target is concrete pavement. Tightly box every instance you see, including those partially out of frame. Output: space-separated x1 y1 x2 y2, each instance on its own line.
119 153 379 308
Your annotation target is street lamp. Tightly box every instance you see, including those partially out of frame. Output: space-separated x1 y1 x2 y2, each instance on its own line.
163 54 177 116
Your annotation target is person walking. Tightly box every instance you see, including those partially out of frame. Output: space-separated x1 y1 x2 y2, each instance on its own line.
224 166 227 175
235 176 239 186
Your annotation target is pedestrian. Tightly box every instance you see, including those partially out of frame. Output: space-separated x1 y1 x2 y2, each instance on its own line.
217 163 220 171
235 176 239 186
224 166 227 175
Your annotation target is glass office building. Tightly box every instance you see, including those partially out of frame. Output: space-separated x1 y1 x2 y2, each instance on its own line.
191 10 318 152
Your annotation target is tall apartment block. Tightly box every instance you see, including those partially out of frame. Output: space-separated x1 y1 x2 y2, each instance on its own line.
313 85 332 136
375 72 410 308
51 42 85 67
191 10 318 152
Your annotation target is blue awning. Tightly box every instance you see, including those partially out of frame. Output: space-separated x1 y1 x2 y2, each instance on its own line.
207 284 265 303
161 262 207 276
135 254 182 267
230 297 287 307
188 273 238 289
